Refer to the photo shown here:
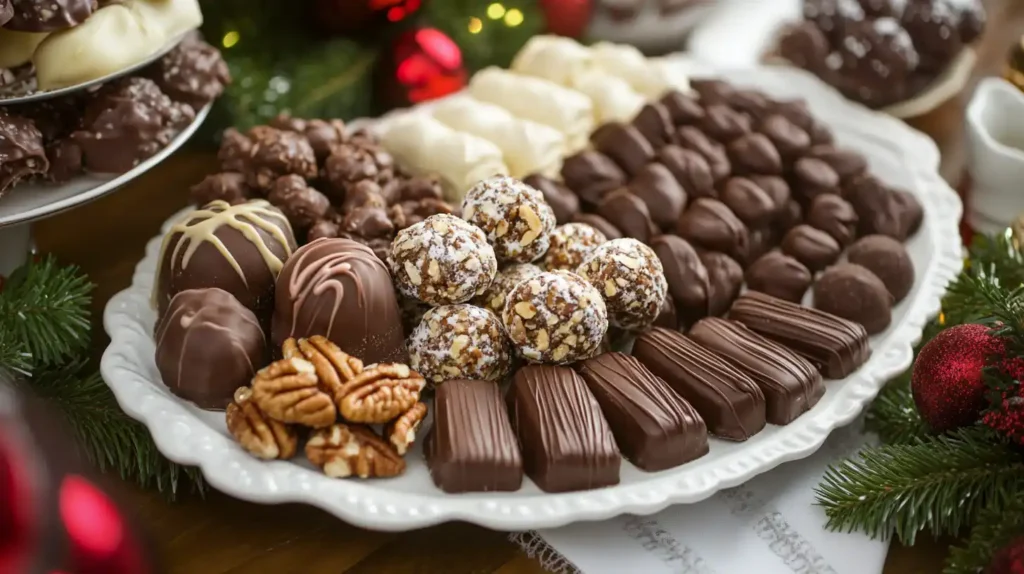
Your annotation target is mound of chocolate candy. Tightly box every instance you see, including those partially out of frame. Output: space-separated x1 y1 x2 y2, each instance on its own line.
776 0 986 108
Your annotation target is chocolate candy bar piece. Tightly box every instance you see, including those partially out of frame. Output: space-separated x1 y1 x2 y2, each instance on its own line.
688 317 825 425
507 365 621 493
426 379 523 493
728 291 870 379
632 327 766 441
577 352 709 471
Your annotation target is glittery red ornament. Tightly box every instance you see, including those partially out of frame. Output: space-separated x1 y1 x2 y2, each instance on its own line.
912 323 1004 432
982 355 1024 446
539 0 593 38
377 27 466 109
989 536 1024 574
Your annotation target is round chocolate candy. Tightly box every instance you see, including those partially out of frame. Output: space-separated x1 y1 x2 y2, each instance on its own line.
461 176 557 264
474 263 543 316
845 175 910 239
781 224 841 272
807 194 858 246
541 223 607 272
572 212 622 240
632 102 675 149
560 150 626 207
272 238 407 364
813 263 893 334
745 250 813 303
409 304 513 385
660 90 705 126
502 270 608 364
676 197 750 262
847 235 914 303
389 213 498 306
577 238 668 332
748 175 791 215
155 288 267 410
154 200 296 324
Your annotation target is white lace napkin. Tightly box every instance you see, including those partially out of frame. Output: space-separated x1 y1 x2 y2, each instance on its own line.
510 422 886 574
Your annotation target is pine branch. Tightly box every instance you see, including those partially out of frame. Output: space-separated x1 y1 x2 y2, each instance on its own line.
0 326 31 377
865 371 930 444
944 497 1024 574
815 426 1024 545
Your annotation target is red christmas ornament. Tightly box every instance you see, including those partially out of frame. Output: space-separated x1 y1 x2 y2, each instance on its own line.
378 27 466 109
989 536 1024 574
539 0 593 38
982 355 1024 446
911 323 1004 432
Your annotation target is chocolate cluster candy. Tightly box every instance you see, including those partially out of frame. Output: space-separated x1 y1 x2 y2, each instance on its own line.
408 304 512 385
576 238 668 332
155 288 267 410
813 262 893 334
5 0 96 32
148 35 231 110
777 0 986 109
461 176 556 263
0 109 47 194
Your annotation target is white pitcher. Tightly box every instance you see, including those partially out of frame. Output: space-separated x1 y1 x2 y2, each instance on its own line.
966 77 1024 235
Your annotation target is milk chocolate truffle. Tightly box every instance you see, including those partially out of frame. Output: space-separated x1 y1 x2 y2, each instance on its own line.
5 0 95 32
698 250 743 318
474 263 542 315
792 157 840 201
0 109 47 194
721 177 775 227
155 200 297 323
577 238 668 332
781 224 841 272
845 175 909 239
389 214 498 306
591 122 655 176
502 270 608 364
409 304 512 385
676 198 750 262
804 145 867 183
813 263 893 335
72 77 195 174
541 223 607 271
660 90 705 125
649 235 710 322
629 163 687 229
632 102 675 149
461 176 556 264
155 288 267 410
657 145 715 199
677 126 731 183
847 234 914 302
759 114 811 160
700 104 752 143
149 36 231 110
560 150 626 206
728 133 783 175
745 250 812 303
596 189 658 244
807 194 858 246
523 174 579 224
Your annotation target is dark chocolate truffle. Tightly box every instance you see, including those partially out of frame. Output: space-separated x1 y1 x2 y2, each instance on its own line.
0 109 47 195
806 194 858 246
649 235 710 324
657 145 715 199
5 0 95 32
149 36 231 110
629 162 687 229
523 174 579 224
846 234 914 303
698 250 743 318
632 102 675 148
676 198 749 262
781 224 841 272
155 288 267 410
699 104 752 143
728 133 782 175
845 175 911 239
572 212 622 240
660 90 705 125
792 157 841 201
592 122 655 176
272 238 407 365
676 126 731 183
560 150 626 207
267 174 331 233
597 189 658 244
813 263 893 335
745 250 813 303
721 177 775 227
154 200 297 324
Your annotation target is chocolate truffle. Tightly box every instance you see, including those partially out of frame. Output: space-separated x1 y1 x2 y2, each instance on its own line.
596 189 658 244
0 109 47 194
655 294 679 329
698 250 743 318
658 145 715 199
748 175 792 215
629 162 687 229
409 304 512 385
758 114 811 160
591 122 655 176
804 145 867 183
190 172 253 206
745 250 813 303
781 224 841 272
807 194 858 246
155 288 267 410
676 198 750 262
541 223 607 271
523 174 579 224
72 77 195 174
649 235 710 322
388 214 498 306
792 157 841 200
150 37 231 110
632 102 675 149
700 104 752 143
660 90 705 125
577 238 668 332
155 200 296 323
813 263 893 335
271 238 406 364
845 175 910 239
721 177 775 227
571 212 622 240
677 126 731 183
560 150 626 206
474 263 542 315
461 176 556 264
502 270 608 364
728 133 783 175
267 174 331 233
5 0 95 32
847 235 914 303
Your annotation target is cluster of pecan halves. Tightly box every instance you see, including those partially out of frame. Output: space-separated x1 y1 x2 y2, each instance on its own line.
225 335 428 479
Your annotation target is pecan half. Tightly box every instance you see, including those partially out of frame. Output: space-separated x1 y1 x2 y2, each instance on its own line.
282 336 364 399
225 387 298 460
305 423 405 478
383 402 428 456
251 357 337 428
335 363 426 424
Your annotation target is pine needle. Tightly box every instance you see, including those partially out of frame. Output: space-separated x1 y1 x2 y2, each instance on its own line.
945 498 1024 574
865 371 930 444
815 426 1024 545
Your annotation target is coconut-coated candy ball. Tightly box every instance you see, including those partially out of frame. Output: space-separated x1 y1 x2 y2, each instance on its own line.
461 175 557 263
541 223 607 271
577 238 668 332
474 263 543 316
408 304 513 385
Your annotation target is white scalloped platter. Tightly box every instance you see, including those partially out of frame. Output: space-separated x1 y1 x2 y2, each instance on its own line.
100 65 963 532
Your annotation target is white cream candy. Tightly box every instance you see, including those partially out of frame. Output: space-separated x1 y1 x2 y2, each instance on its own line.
468 67 594 153
589 42 691 100
510 34 593 87
431 95 565 179
380 113 508 204
569 69 646 125
0 30 48 70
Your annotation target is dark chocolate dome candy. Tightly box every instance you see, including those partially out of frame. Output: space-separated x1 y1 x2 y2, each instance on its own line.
155 288 268 410
847 234 915 303
813 262 893 335
271 238 407 365
153 200 297 325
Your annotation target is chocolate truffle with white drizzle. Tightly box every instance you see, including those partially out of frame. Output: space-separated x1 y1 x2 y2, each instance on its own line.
271 237 407 365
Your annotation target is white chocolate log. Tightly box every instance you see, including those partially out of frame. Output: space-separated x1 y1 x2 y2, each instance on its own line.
569 69 646 125
431 95 565 179
590 42 690 99
0 30 48 70
510 34 592 87
468 67 594 153
380 113 508 204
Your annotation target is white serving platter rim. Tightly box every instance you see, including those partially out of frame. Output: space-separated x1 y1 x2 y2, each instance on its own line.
0 102 211 228
99 64 964 532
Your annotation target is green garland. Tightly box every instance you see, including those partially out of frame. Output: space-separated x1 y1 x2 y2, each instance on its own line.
816 232 1024 573
1 256 204 498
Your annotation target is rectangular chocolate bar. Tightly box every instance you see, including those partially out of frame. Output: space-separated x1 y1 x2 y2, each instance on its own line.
632 327 766 441
728 291 870 379
425 379 523 493
689 317 825 425
577 352 709 471
507 365 621 493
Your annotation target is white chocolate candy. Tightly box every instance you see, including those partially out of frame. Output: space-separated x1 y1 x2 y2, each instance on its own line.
510 34 593 87
590 42 690 99
0 30 48 69
134 0 203 40
431 95 565 179
569 69 646 125
380 114 508 204
468 67 594 153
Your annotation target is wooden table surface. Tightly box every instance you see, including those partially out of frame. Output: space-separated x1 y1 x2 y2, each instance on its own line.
31 4 1024 572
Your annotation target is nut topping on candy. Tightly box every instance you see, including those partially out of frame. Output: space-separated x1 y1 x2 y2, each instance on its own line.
225 387 298 460
335 363 426 424
306 423 406 479
251 357 337 428
384 402 429 455
282 336 364 401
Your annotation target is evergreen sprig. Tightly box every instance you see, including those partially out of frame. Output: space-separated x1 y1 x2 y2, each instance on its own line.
864 372 928 445
945 497 1024 574
815 426 1024 545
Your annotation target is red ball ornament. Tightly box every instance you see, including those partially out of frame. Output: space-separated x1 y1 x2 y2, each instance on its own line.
539 0 593 38
982 356 1024 446
989 536 1024 574
911 323 1004 432
377 27 467 109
